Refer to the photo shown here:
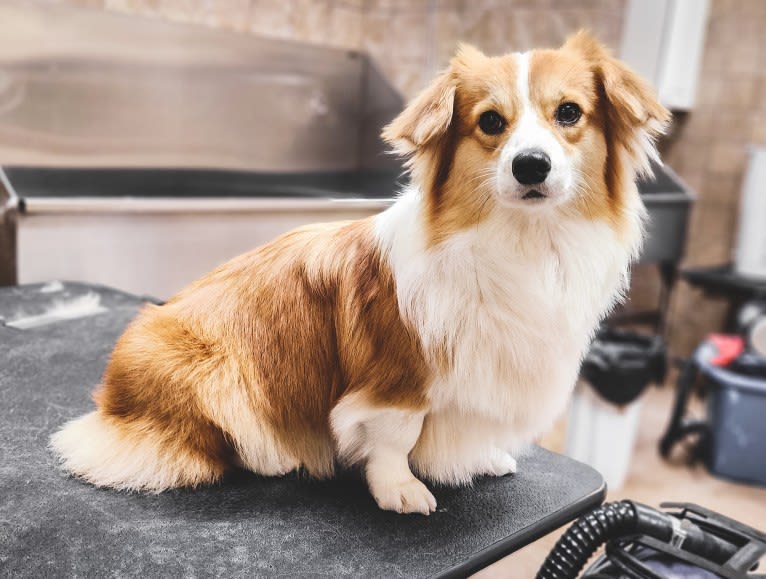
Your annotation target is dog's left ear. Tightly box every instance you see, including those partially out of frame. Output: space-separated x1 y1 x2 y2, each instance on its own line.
564 30 671 175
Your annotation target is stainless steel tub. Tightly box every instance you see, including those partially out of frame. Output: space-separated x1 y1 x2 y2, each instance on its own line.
1 164 693 299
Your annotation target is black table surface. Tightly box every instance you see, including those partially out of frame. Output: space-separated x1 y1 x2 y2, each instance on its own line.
0 282 605 578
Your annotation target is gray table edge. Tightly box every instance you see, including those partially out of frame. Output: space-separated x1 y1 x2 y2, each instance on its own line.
433 481 606 578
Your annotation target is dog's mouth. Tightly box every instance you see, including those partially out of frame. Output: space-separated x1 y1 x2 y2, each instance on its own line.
521 189 546 201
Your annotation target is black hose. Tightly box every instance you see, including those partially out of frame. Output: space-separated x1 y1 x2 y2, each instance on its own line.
536 501 637 579
631 503 737 565
536 500 738 579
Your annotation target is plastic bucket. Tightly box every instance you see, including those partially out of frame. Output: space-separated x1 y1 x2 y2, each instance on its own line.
697 344 766 486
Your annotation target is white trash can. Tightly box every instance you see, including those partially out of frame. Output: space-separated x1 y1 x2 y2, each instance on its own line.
565 381 643 490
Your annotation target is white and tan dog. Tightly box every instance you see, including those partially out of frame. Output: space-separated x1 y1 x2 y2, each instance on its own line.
52 31 669 514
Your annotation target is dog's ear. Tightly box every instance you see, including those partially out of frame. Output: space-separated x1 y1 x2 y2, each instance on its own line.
381 71 457 157
382 44 484 157
564 30 671 175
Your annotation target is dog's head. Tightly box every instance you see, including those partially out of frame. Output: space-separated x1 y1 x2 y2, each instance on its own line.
383 30 670 241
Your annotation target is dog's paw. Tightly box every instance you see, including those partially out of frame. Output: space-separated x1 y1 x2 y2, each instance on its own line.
371 477 437 515
486 448 517 477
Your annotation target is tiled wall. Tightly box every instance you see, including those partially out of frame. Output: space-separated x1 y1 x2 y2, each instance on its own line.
62 0 366 49
658 0 766 354
61 0 626 97
363 0 627 103
54 0 763 353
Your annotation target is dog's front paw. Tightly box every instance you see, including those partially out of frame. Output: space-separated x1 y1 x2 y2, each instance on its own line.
370 476 437 515
486 448 517 477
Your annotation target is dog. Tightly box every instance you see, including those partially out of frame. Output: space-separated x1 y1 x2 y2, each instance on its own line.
51 31 669 514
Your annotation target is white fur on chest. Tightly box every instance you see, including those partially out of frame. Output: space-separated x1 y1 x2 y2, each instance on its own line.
375 187 639 435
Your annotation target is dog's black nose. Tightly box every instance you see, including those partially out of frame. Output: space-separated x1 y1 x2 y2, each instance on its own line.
512 149 551 185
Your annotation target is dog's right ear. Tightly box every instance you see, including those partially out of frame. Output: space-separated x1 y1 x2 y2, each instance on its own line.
382 44 483 157
381 71 456 157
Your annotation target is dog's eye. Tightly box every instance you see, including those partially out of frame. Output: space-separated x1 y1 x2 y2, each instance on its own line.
478 110 506 135
556 102 581 125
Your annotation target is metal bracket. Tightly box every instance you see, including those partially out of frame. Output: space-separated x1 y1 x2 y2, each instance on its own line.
0 167 18 286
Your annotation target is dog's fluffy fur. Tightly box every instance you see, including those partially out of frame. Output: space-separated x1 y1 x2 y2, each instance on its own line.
51 32 669 514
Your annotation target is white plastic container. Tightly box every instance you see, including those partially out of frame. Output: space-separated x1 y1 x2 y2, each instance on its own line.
735 146 766 279
565 381 642 490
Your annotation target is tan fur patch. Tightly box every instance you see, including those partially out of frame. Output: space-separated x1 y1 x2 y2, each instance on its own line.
384 48 522 246
94 311 237 482
91 218 430 484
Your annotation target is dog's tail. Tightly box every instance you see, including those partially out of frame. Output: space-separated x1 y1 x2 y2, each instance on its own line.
50 411 222 492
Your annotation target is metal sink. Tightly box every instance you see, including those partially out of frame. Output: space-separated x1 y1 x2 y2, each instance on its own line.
639 162 695 264
0 162 694 298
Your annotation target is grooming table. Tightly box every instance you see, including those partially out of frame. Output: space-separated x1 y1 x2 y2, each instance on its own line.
0 282 605 578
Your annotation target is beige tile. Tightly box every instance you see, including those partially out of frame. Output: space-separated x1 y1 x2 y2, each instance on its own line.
699 42 727 75
202 0 254 33
66 0 107 8
666 140 712 178
670 285 731 355
289 0 333 45
337 0 364 8
727 40 761 76
681 203 709 265
684 201 739 266
329 6 363 49
363 0 430 14
461 7 511 56
701 174 742 205
754 78 766 112
708 142 747 176
751 114 766 144
710 0 739 18
586 10 624 48
430 9 463 66
711 111 752 141
359 9 388 56
678 172 706 198
625 263 663 313
675 112 714 142
140 0 250 30
716 77 756 110
503 8 559 53
740 0 766 16
247 0 294 38
501 0 552 8
425 0 467 11
103 0 158 16
392 60 433 99
695 75 723 108
382 9 435 60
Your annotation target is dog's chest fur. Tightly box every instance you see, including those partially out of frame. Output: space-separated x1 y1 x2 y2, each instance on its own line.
376 187 639 436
